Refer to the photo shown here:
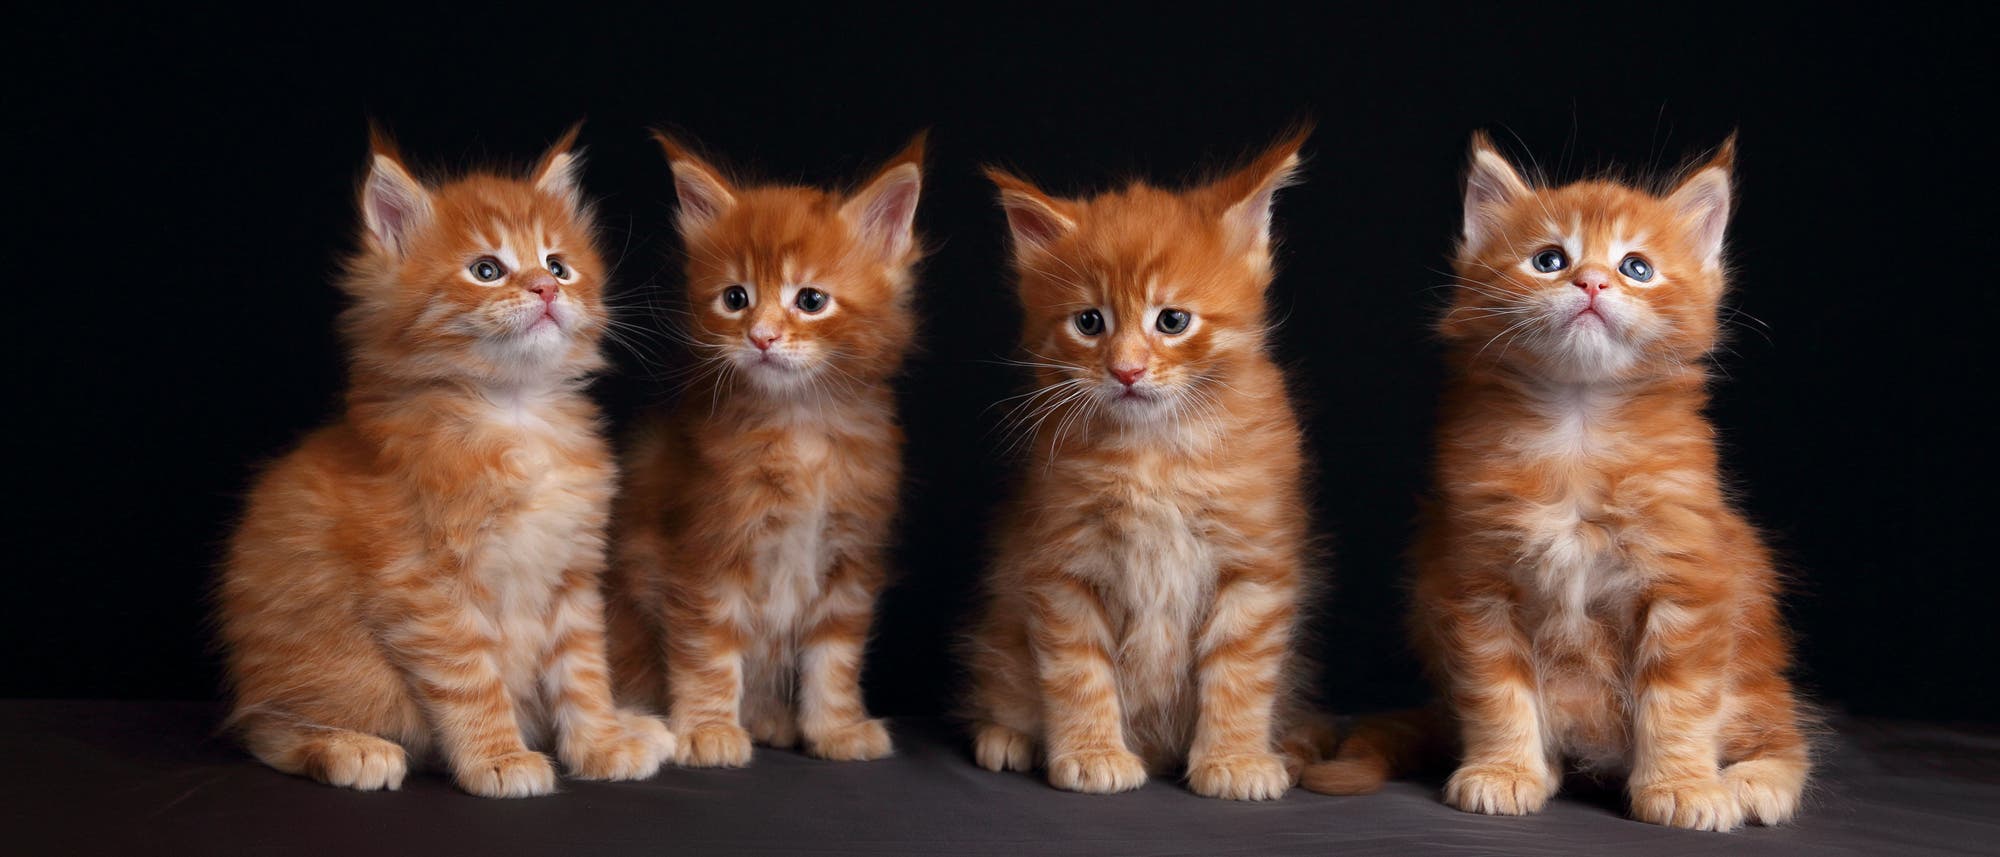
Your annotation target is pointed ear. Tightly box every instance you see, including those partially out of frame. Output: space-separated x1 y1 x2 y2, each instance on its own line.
985 167 1077 257
360 123 432 257
1211 125 1310 257
1667 134 1737 271
1462 131 1532 253
841 132 926 261
652 132 736 235
531 121 587 210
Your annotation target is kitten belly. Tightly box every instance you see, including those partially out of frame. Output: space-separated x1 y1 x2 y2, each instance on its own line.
470 471 602 746
1083 494 1217 769
737 493 833 717
1513 498 1638 771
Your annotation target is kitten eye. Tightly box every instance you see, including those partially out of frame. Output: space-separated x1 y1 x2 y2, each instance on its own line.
795 287 829 314
1155 308 1191 335
1075 308 1105 336
547 257 570 279
1618 255 1655 282
721 285 750 311
470 257 506 282
1531 248 1569 273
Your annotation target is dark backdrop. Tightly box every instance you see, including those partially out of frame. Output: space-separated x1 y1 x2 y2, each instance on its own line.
12 5 1992 722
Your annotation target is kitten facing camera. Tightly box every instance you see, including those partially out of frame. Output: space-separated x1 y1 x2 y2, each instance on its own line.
605 134 926 767
217 125 674 798
962 130 1335 801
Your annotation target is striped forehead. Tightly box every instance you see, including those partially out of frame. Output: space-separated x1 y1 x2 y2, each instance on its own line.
1541 210 1649 261
467 212 559 271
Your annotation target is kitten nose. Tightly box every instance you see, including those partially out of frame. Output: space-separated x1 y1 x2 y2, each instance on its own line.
749 326 782 351
1573 269 1612 294
523 273 561 304
1110 365 1147 386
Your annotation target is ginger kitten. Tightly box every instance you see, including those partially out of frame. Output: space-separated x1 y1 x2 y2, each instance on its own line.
963 132 1329 801
605 135 925 767
1304 134 1812 831
218 126 674 797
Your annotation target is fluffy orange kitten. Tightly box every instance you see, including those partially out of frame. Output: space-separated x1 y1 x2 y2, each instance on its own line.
605 135 925 767
1303 134 1812 831
963 132 1330 801
218 127 674 797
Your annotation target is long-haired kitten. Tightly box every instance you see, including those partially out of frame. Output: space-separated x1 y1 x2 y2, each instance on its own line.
1303 134 1812 832
218 126 674 797
604 135 925 767
963 132 1329 800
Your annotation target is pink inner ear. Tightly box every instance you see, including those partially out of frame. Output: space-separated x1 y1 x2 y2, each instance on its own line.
858 178 920 248
1002 197 1070 249
366 171 422 252
673 170 731 226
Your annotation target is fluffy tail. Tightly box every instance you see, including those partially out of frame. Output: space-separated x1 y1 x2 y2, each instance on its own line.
1299 707 1445 795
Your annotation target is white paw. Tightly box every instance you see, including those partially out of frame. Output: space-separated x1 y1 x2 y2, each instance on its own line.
1187 751 1291 801
1631 776 1745 832
973 723 1035 772
455 750 557 798
1047 746 1147 794
1444 763 1555 816
804 718 893 761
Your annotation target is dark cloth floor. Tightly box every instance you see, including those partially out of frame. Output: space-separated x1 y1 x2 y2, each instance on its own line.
4 701 1995 856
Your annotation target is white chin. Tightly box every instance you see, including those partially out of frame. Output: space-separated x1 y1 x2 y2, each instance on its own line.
1551 324 1637 380
744 361 813 391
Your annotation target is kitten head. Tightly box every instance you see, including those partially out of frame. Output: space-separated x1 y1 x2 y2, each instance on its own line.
340 124 607 386
989 130 1306 428
1443 132 1736 383
660 133 925 397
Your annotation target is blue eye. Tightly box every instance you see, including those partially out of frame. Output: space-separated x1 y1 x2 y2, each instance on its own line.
1156 308 1191 334
1531 248 1568 273
1075 308 1104 336
1619 255 1655 282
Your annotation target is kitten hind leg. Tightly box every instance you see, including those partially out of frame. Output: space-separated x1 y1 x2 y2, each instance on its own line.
238 711 408 792
1719 691 1811 825
973 722 1037 772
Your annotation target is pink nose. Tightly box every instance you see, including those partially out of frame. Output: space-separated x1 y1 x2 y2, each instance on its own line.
523 274 560 304
1111 365 1146 386
1573 271 1612 294
751 332 781 351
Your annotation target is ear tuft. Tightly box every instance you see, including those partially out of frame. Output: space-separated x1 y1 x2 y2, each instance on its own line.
652 131 736 235
986 167 1077 256
1214 124 1311 256
359 124 432 257
842 132 927 262
1667 138 1736 270
532 121 587 210
1462 131 1532 253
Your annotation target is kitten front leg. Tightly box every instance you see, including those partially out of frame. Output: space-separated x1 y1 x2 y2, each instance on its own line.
1186 558 1296 801
796 556 891 761
1030 574 1146 794
373 572 553 798
1627 573 1742 831
542 567 675 781
1437 594 1558 816
665 602 753 768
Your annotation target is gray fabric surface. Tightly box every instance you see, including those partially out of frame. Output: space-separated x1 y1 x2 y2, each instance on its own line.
3 701 1994 856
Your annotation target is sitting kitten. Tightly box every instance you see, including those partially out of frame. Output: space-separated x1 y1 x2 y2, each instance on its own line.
605 135 925 767
218 126 674 797
963 132 1329 801
1303 134 1812 831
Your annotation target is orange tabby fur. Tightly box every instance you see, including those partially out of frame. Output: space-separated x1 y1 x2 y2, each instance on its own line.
1303 134 1811 831
606 135 925 767
963 132 1332 801
218 126 674 798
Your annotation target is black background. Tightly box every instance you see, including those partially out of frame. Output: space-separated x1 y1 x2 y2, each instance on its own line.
12 5 1992 723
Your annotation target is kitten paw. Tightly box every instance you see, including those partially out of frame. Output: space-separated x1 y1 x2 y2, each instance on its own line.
1444 763 1554 816
1047 746 1148 794
455 749 557 798
1631 776 1745 831
565 711 675 781
675 721 753 768
1187 751 1291 801
804 718 893 761
1723 758 1806 826
310 732 407 792
973 723 1035 772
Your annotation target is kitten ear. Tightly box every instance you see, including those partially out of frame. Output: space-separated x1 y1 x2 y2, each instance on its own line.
986 167 1077 257
360 123 433 257
1667 134 1737 271
531 121 587 210
1463 131 1532 253
652 132 736 235
1211 125 1310 258
841 131 926 262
